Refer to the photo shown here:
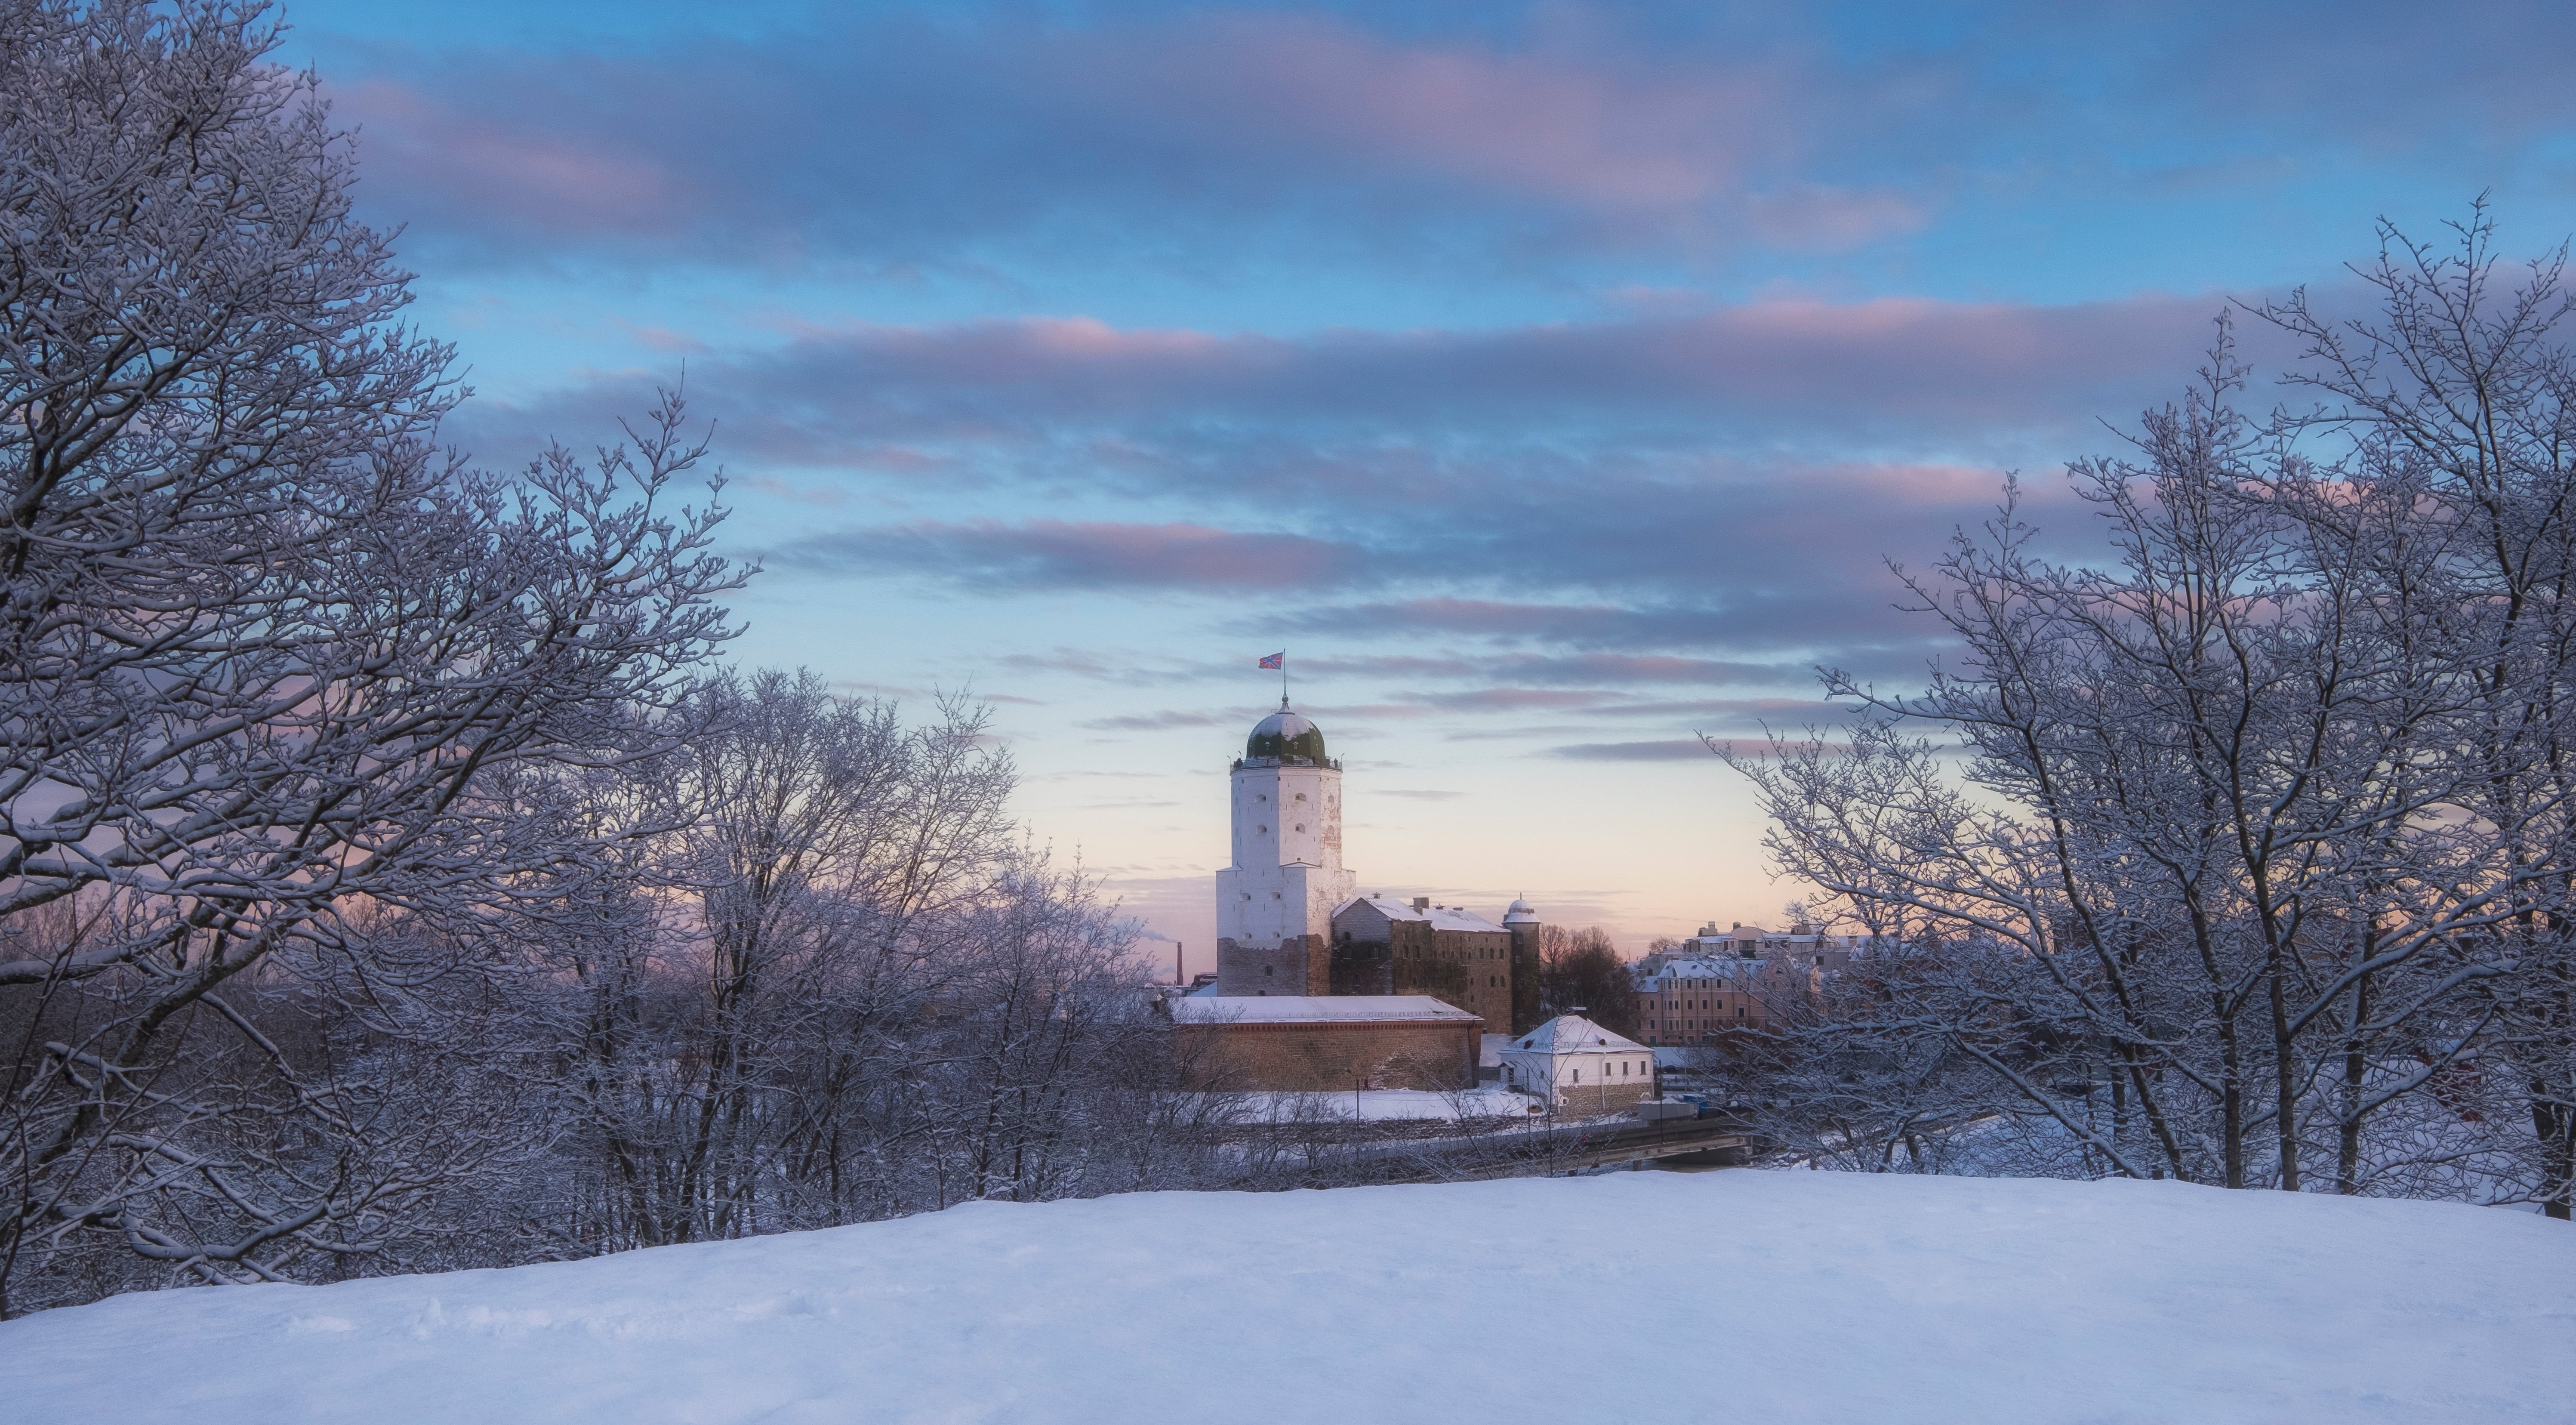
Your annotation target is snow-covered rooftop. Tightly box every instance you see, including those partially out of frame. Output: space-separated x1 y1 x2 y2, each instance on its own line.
1341 896 1507 935
1642 957 1769 984
1505 1014 1647 1055
10 1174 2567 1423
1170 994 1478 1025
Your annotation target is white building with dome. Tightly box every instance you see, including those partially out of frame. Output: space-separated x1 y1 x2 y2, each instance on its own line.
1214 700 1358 996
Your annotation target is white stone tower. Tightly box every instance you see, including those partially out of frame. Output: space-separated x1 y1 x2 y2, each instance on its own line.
1214 700 1357 995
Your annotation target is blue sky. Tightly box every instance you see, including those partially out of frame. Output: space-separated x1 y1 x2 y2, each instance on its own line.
270 0 2576 961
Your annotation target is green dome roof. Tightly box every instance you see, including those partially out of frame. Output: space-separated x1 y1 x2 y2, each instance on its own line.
1246 706 1328 764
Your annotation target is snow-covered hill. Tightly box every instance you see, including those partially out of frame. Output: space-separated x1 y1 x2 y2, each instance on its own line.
6 1172 2570 1423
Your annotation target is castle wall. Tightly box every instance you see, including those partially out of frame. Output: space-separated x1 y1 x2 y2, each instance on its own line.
1419 926 1513 1040
1176 1019 1481 1092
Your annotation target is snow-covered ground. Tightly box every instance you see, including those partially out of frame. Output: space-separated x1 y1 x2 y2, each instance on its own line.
7 1172 2572 1423
1223 1087 1538 1121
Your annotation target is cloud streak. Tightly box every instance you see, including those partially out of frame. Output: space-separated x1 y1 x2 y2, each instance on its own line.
776 520 1365 591
329 10 1951 267
475 296 2245 456
1547 739 1720 762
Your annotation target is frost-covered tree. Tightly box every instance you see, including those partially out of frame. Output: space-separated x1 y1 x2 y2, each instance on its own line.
1727 212 2576 1217
520 670 1237 1253
0 0 740 1311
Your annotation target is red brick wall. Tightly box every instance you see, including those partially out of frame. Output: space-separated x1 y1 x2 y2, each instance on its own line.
1177 1018 1481 1091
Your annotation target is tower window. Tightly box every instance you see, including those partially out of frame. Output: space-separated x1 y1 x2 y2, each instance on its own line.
1294 824 1304 833
1294 793 1306 802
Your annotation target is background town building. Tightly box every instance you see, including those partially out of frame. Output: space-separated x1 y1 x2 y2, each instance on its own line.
1634 922 1869 1045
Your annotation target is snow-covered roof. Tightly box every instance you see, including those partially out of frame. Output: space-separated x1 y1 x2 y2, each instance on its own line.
1682 928 1860 950
1170 995 1479 1025
1642 958 1764 985
1479 1032 1511 1068
1504 1014 1647 1055
1341 896 1507 935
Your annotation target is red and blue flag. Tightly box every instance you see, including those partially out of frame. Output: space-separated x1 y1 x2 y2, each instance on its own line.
1257 652 1284 669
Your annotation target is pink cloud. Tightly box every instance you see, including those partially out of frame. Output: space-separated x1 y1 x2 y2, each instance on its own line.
341 78 683 237
567 291 2240 450
788 519 1361 590
1744 185 1932 250
613 318 712 355
1100 14 1779 210
324 12 1944 262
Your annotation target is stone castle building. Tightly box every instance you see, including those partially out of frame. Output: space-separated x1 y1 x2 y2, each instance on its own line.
1212 701 1541 1031
1327 895 1530 1038
1192 703 1548 1090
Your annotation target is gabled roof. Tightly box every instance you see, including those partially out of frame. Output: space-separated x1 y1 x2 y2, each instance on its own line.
1171 995 1480 1025
1339 897 1507 935
1644 957 1764 983
1504 1014 1647 1055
